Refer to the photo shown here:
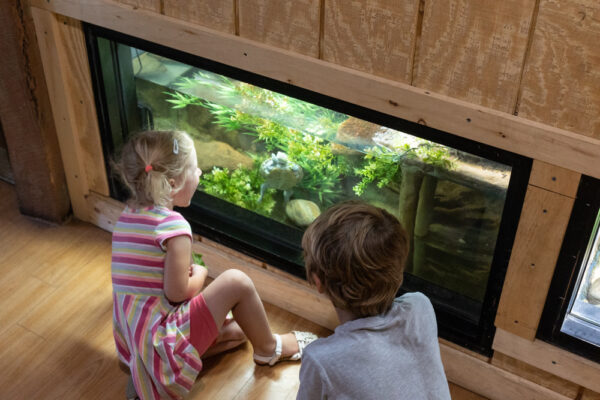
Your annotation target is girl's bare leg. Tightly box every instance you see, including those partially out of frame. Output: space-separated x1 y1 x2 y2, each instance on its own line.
202 269 299 358
202 320 246 358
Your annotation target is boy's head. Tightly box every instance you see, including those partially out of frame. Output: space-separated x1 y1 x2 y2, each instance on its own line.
302 201 409 318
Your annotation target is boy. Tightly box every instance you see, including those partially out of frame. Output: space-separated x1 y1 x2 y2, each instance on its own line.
297 201 451 399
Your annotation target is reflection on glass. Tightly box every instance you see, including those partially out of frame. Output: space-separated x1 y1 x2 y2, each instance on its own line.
100 40 514 324
561 211 600 347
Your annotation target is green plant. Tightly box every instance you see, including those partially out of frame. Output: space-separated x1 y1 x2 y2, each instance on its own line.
353 143 454 196
187 96 348 204
192 253 206 268
231 111 349 204
199 165 276 216
353 146 400 196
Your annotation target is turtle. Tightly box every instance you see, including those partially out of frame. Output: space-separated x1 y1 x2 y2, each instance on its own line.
258 152 303 203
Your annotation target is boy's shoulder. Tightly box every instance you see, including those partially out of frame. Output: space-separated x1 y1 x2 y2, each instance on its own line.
393 291 433 309
303 292 437 359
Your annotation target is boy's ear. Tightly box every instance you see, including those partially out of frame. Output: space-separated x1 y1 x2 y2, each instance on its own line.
312 273 325 294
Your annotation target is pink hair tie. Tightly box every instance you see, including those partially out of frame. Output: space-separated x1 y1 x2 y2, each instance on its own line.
145 164 153 173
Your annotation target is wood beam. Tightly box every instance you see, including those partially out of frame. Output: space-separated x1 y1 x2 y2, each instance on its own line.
30 7 109 222
0 0 70 222
493 328 600 393
495 184 575 339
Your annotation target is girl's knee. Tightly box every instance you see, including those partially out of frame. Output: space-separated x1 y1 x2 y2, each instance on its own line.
218 269 255 293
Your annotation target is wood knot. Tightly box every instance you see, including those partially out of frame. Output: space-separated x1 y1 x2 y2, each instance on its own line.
388 99 398 107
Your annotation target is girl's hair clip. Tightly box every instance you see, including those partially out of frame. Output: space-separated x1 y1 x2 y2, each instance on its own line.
173 138 179 155
145 164 153 173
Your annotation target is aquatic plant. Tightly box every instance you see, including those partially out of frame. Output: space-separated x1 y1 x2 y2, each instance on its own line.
167 86 348 204
223 109 349 204
199 164 276 216
353 143 454 196
166 72 347 140
353 146 400 196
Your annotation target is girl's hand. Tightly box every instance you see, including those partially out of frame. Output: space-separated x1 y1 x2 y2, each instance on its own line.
190 263 206 277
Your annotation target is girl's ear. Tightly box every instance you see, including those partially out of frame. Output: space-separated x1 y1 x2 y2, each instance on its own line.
312 273 325 294
168 178 175 188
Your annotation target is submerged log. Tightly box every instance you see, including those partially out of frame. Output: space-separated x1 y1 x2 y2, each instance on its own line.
412 174 438 276
397 165 424 273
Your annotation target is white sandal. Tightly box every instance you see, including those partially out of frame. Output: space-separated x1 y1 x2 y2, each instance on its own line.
253 331 318 366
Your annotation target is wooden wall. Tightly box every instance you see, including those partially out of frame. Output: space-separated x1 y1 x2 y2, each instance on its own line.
19 0 600 398
54 0 596 142
104 0 600 139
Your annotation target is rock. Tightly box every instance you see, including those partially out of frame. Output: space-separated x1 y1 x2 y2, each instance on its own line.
330 142 363 157
286 199 320 227
194 140 254 171
335 117 379 147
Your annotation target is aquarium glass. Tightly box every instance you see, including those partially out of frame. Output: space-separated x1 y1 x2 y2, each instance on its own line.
87 26 530 354
561 210 600 347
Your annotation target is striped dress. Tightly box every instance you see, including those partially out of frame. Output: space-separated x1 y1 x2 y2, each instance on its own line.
111 205 203 400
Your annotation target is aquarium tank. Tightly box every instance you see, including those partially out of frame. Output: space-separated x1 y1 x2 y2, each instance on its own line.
539 176 600 362
85 24 530 354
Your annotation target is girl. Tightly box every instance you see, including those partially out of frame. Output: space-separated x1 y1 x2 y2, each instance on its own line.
111 130 317 400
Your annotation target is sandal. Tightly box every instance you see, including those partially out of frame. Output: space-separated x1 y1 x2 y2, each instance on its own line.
126 375 139 400
253 331 318 366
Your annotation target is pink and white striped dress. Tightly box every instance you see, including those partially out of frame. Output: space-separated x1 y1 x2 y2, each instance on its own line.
111 205 203 400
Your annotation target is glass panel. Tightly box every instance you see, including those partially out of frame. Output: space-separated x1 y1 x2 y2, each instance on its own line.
561 210 600 346
96 38 513 327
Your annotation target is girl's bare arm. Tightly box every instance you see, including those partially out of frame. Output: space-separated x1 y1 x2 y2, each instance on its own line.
163 236 206 302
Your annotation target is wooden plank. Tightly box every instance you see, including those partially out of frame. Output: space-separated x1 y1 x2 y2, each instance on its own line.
0 0 70 222
582 389 600 400
116 0 160 12
163 0 235 34
414 0 536 114
88 190 125 232
238 0 320 58
493 328 600 393
491 352 580 398
322 0 419 83
495 185 574 339
518 0 600 139
449 384 489 400
30 8 110 221
439 338 490 363
28 0 600 179
440 343 571 400
529 160 580 197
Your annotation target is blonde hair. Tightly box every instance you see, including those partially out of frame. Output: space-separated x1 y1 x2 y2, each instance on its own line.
302 201 409 317
114 130 195 207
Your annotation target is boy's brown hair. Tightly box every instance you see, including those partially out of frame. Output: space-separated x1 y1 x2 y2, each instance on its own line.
302 201 409 318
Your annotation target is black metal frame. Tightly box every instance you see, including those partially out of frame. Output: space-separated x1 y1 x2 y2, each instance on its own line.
538 176 600 363
83 22 532 355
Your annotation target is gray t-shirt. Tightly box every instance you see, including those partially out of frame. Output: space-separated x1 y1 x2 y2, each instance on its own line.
297 292 451 400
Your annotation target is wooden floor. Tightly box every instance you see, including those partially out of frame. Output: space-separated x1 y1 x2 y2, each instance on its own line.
0 181 485 399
